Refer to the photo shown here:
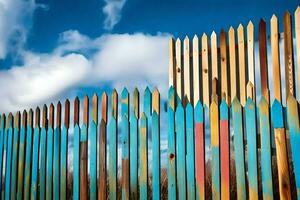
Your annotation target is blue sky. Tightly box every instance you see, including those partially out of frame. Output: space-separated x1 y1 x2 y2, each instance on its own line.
0 0 299 113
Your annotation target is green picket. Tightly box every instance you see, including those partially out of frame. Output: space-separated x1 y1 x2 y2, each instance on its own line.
89 121 97 200
152 111 161 200
5 114 13 200
53 126 60 199
31 111 40 200
46 127 54 200
40 124 47 199
11 113 20 199
24 110 33 200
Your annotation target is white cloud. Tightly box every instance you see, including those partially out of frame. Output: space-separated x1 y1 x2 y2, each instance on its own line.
0 0 37 58
102 0 126 31
0 31 170 113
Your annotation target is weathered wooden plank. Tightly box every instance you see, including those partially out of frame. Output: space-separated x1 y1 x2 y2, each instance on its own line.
271 15 282 102
167 87 176 200
295 7 300 100
237 24 246 105
99 92 107 200
53 102 61 199
89 94 98 200
194 101 205 200
130 88 139 199
247 21 255 92
169 38 176 88
272 100 292 199
220 30 228 103
176 38 183 100
186 103 195 200
193 35 200 106
61 100 69 200
259 97 274 199
245 98 258 200
210 100 220 200
287 96 300 198
139 113 148 199
259 19 270 103
80 96 89 200
24 110 33 200
175 102 186 200
39 105 48 200
184 36 191 104
283 11 295 99
229 27 237 102
152 112 161 200
31 108 40 200
46 104 54 200
202 33 210 107
211 31 218 82
73 97 80 200
232 98 246 199
152 88 160 200
109 90 118 200
11 112 20 199
144 87 152 117
5 114 13 200
0 115 5 199
220 100 230 200
17 111 26 200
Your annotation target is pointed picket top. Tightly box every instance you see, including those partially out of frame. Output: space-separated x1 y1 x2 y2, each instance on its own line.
259 18 266 30
92 93 98 123
8 112 13 128
35 107 40 127
246 82 255 100
296 5 300 14
184 36 189 48
152 110 159 121
247 20 254 30
258 96 269 115
287 95 298 114
144 87 152 116
202 33 208 41
271 99 284 128
194 100 204 123
121 88 129 103
284 10 291 19
140 112 147 126
220 100 229 120
56 101 61 128
175 101 184 119
152 88 160 114
237 24 244 36
42 105 48 128
28 109 33 127
101 92 108 123
83 95 89 126
49 103 54 128
211 31 217 39
64 99 70 128
271 14 278 24
185 102 193 114
168 86 175 110
112 89 118 119
133 88 139 118
176 38 181 46
229 26 234 35
245 97 255 112
193 34 198 43
232 97 242 111
15 111 20 129
1 113 6 129
74 97 80 126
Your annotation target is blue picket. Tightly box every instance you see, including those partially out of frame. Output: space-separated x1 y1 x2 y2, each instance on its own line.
4 115 13 200
176 102 186 200
60 125 68 200
186 103 195 200
24 111 33 200
287 96 300 198
232 98 246 199
46 127 54 200
152 111 161 200
0 116 4 197
73 124 80 200
144 87 152 118
167 87 176 200
245 98 258 199
139 113 148 199
89 121 97 200
129 114 138 199
53 126 60 199
40 125 47 200
108 117 117 200
259 97 274 199
11 113 20 200
31 121 40 200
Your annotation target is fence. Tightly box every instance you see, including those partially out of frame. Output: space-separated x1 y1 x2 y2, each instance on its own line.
0 6 300 200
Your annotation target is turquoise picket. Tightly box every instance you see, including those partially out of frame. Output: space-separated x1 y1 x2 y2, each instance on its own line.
139 113 148 199
31 121 40 200
0 116 4 198
4 115 13 200
176 102 186 200
60 125 68 200
144 87 152 118
152 111 161 200
46 127 54 200
232 98 246 199
259 97 274 199
108 118 117 200
11 113 20 200
73 124 80 200
40 124 47 200
17 113 27 200
89 121 98 200
186 103 195 200
287 96 300 198
121 88 130 199
245 98 258 199
2 117 7 199
53 126 60 199
24 112 33 200
167 87 176 200
130 114 138 199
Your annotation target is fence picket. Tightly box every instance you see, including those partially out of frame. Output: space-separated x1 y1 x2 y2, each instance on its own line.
232 98 246 199
245 98 258 200
54 102 61 199
202 34 210 107
73 97 80 200
229 27 237 102
259 97 274 199
31 108 40 200
176 102 186 200
186 103 195 200
271 100 292 199
0 115 4 198
24 110 33 200
287 96 300 198
295 7 300 99
139 113 148 199
237 24 246 105
184 36 191 104
193 35 200 106
46 104 54 200
247 21 255 95
169 38 176 88
176 38 183 100
40 106 48 200
11 112 20 199
5 114 13 200
220 30 228 103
